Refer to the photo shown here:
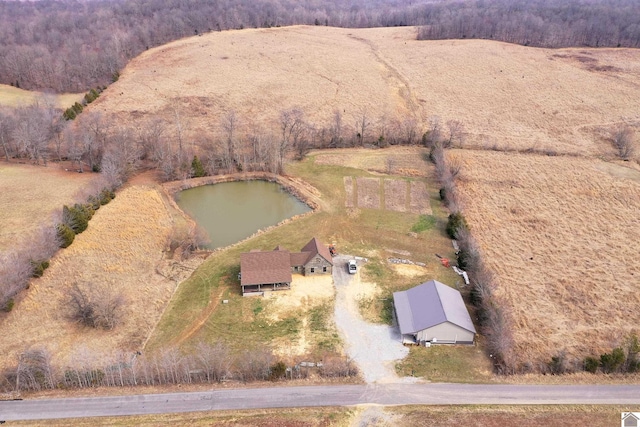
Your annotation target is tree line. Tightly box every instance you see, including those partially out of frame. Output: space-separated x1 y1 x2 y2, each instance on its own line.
2 342 358 392
417 0 640 48
0 0 427 92
3 0 640 92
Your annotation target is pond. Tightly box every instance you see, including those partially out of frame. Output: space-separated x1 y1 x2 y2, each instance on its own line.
175 180 311 249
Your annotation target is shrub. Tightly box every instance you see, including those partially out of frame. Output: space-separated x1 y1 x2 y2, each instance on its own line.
63 205 89 234
87 195 101 210
584 356 599 373
457 249 470 270
600 347 625 373
63 108 76 121
2 298 15 312
77 203 95 221
71 102 83 114
99 188 114 205
269 361 287 381
191 156 206 178
56 223 75 248
446 212 468 239
68 282 125 330
548 352 567 375
30 260 50 278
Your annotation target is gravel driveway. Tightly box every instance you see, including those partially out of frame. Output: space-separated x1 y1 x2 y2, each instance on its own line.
332 255 416 383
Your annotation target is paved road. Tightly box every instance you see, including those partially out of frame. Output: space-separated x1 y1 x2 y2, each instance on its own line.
2 383 640 420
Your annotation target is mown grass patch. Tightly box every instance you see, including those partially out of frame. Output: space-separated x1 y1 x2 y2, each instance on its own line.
411 214 437 233
396 344 494 383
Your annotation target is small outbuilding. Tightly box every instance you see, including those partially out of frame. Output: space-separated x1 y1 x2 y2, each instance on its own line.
393 279 476 345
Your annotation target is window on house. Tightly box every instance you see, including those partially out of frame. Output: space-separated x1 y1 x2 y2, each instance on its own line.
310 268 315 273
323 266 327 272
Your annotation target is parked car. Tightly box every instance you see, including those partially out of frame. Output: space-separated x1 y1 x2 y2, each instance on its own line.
348 259 357 274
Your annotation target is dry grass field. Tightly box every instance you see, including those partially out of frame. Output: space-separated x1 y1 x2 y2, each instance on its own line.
0 83 82 108
8 404 624 426
0 184 176 369
454 149 640 368
92 25 640 159
0 163 96 251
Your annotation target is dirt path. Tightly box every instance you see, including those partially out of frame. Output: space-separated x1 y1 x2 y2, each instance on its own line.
170 286 225 347
332 255 416 384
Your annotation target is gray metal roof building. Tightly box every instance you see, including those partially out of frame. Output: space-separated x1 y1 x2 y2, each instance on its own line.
393 280 476 344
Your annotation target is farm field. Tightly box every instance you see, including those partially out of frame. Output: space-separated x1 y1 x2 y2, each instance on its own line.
0 184 179 369
0 163 96 251
91 25 640 159
453 149 640 369
0 83 82 108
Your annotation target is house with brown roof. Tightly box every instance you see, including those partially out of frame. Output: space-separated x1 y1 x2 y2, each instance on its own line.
240 237 333 296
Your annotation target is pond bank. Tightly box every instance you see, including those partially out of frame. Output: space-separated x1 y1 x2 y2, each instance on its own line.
161 172 323 253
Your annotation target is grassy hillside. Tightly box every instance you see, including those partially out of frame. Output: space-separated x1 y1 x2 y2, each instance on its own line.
0 185 177 369
0 164 95 251
92 25 640 158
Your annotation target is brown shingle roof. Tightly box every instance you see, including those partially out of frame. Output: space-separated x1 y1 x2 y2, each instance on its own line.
300 237 334 266
290 251 311 267
240 251 292 286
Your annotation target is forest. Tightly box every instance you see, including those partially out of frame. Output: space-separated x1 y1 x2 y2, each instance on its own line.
1 0 640 92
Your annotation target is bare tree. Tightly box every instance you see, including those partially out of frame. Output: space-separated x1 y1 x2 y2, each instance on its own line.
354 109 370 146
137 117 166 161
68 282 125 330
101 126 140 188
16 348 55 391
195 341 232 382
221 110 238 172
79 111 109 171
0 108 15 161
277 108 304 173
329 109 343 148
612 125 636 160
235 348 274 382
424 115 442 148
446 120 465 148
12 104 53 164
402 117 418 145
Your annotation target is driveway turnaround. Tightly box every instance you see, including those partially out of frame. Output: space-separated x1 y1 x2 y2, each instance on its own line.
2 383 640 421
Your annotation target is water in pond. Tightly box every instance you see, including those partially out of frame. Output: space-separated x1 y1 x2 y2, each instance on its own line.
175 180 311 249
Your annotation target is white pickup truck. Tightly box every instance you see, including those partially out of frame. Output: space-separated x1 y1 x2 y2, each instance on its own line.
348 259 357 274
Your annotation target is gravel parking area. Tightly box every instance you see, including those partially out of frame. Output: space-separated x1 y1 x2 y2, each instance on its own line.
332 255 416 383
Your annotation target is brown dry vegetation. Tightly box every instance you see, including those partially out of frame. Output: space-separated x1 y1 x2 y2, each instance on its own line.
0 164 95 251
0 184 177 369
0 83 82 108
453 149 640 368
7 404 625 426
92 26 640 159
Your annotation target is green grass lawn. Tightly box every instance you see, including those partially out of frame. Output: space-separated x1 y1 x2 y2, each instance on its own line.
396 344 495 383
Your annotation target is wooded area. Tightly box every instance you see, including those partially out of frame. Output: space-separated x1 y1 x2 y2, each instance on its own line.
1 0 639 92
